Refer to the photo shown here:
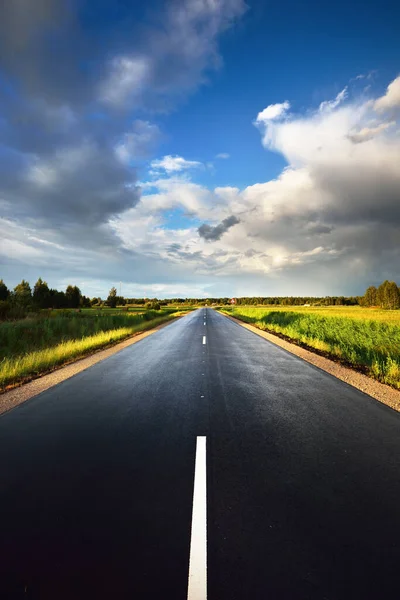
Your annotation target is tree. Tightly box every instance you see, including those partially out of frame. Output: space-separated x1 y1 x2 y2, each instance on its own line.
13 279 32 307
49 289 67 309
65 285 81 309
107 287 118 308
363 286 377 307
0 279 10 301
33 278 51 309
145 300 160 310
80 295 91 308
377 280 400 310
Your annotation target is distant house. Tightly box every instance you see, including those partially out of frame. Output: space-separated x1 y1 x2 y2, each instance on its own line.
230 298 237 305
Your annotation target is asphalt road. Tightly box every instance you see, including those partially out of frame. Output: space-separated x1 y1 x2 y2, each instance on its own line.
1 308 400 599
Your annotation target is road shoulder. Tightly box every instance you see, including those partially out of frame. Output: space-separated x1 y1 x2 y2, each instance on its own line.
221 312 400 413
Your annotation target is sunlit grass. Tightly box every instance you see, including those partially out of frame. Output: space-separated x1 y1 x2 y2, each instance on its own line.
220 306 400 389
226 304 400 322
0 309 176 359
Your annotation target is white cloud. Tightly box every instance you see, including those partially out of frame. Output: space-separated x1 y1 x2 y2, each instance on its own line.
214 186 239 200
150 155 202 173
139 176 213 217
255 101 290 124
114 73 400 292
255 101 368 162
216 152 230 159
319 87 348 113
0 238 44 261
119 282 212 298
374 75 400 113
239 74 400 286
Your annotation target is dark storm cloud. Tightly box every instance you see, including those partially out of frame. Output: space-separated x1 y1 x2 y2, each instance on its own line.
198 215 240 241
306 223 333 235
311 161 400 226
0 141 140 228
0 0 66 52
0 0 140 243
0 0 247 110
0 0 93 107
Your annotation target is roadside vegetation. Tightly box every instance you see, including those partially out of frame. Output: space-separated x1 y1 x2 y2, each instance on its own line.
0 310 177 360
219 305 400 389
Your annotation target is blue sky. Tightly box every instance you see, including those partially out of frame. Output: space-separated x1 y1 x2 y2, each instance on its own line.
0 0 399 298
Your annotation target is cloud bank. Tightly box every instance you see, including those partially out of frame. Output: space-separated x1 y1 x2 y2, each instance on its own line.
0 0 399 297
111 74 400 295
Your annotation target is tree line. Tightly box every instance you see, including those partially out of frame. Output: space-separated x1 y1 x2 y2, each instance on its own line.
1 277 399 320
361 281 400 310
225 296 361 306
0 278 134 316
0 278 90 319
224 282 399 309
198 282 399 309
0 277 164 320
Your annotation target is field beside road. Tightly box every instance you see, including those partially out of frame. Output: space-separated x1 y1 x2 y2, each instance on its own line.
0 307 189 391
219 305 400 389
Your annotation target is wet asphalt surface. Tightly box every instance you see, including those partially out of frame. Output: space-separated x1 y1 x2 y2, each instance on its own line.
1 308 400 599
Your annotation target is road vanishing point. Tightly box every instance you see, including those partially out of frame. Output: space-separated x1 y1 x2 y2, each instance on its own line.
1 308 400 599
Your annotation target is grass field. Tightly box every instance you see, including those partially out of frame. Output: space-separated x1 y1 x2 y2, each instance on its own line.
219 305 400 389
0 308 186 391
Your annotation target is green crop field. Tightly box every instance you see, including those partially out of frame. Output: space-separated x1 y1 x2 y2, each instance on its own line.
0 308 186 391
219 305 400 389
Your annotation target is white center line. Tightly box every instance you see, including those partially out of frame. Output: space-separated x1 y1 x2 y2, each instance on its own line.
202 336 206 345
187 436 207 600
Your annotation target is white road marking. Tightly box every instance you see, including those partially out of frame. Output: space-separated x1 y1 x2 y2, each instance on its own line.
187 436 207 600
203 336 206 345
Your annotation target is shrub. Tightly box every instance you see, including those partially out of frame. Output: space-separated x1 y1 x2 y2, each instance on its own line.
145 301 161 310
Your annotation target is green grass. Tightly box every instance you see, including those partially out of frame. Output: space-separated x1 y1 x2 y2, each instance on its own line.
220 306 400 389
0 309 182 391
0 309 178 359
